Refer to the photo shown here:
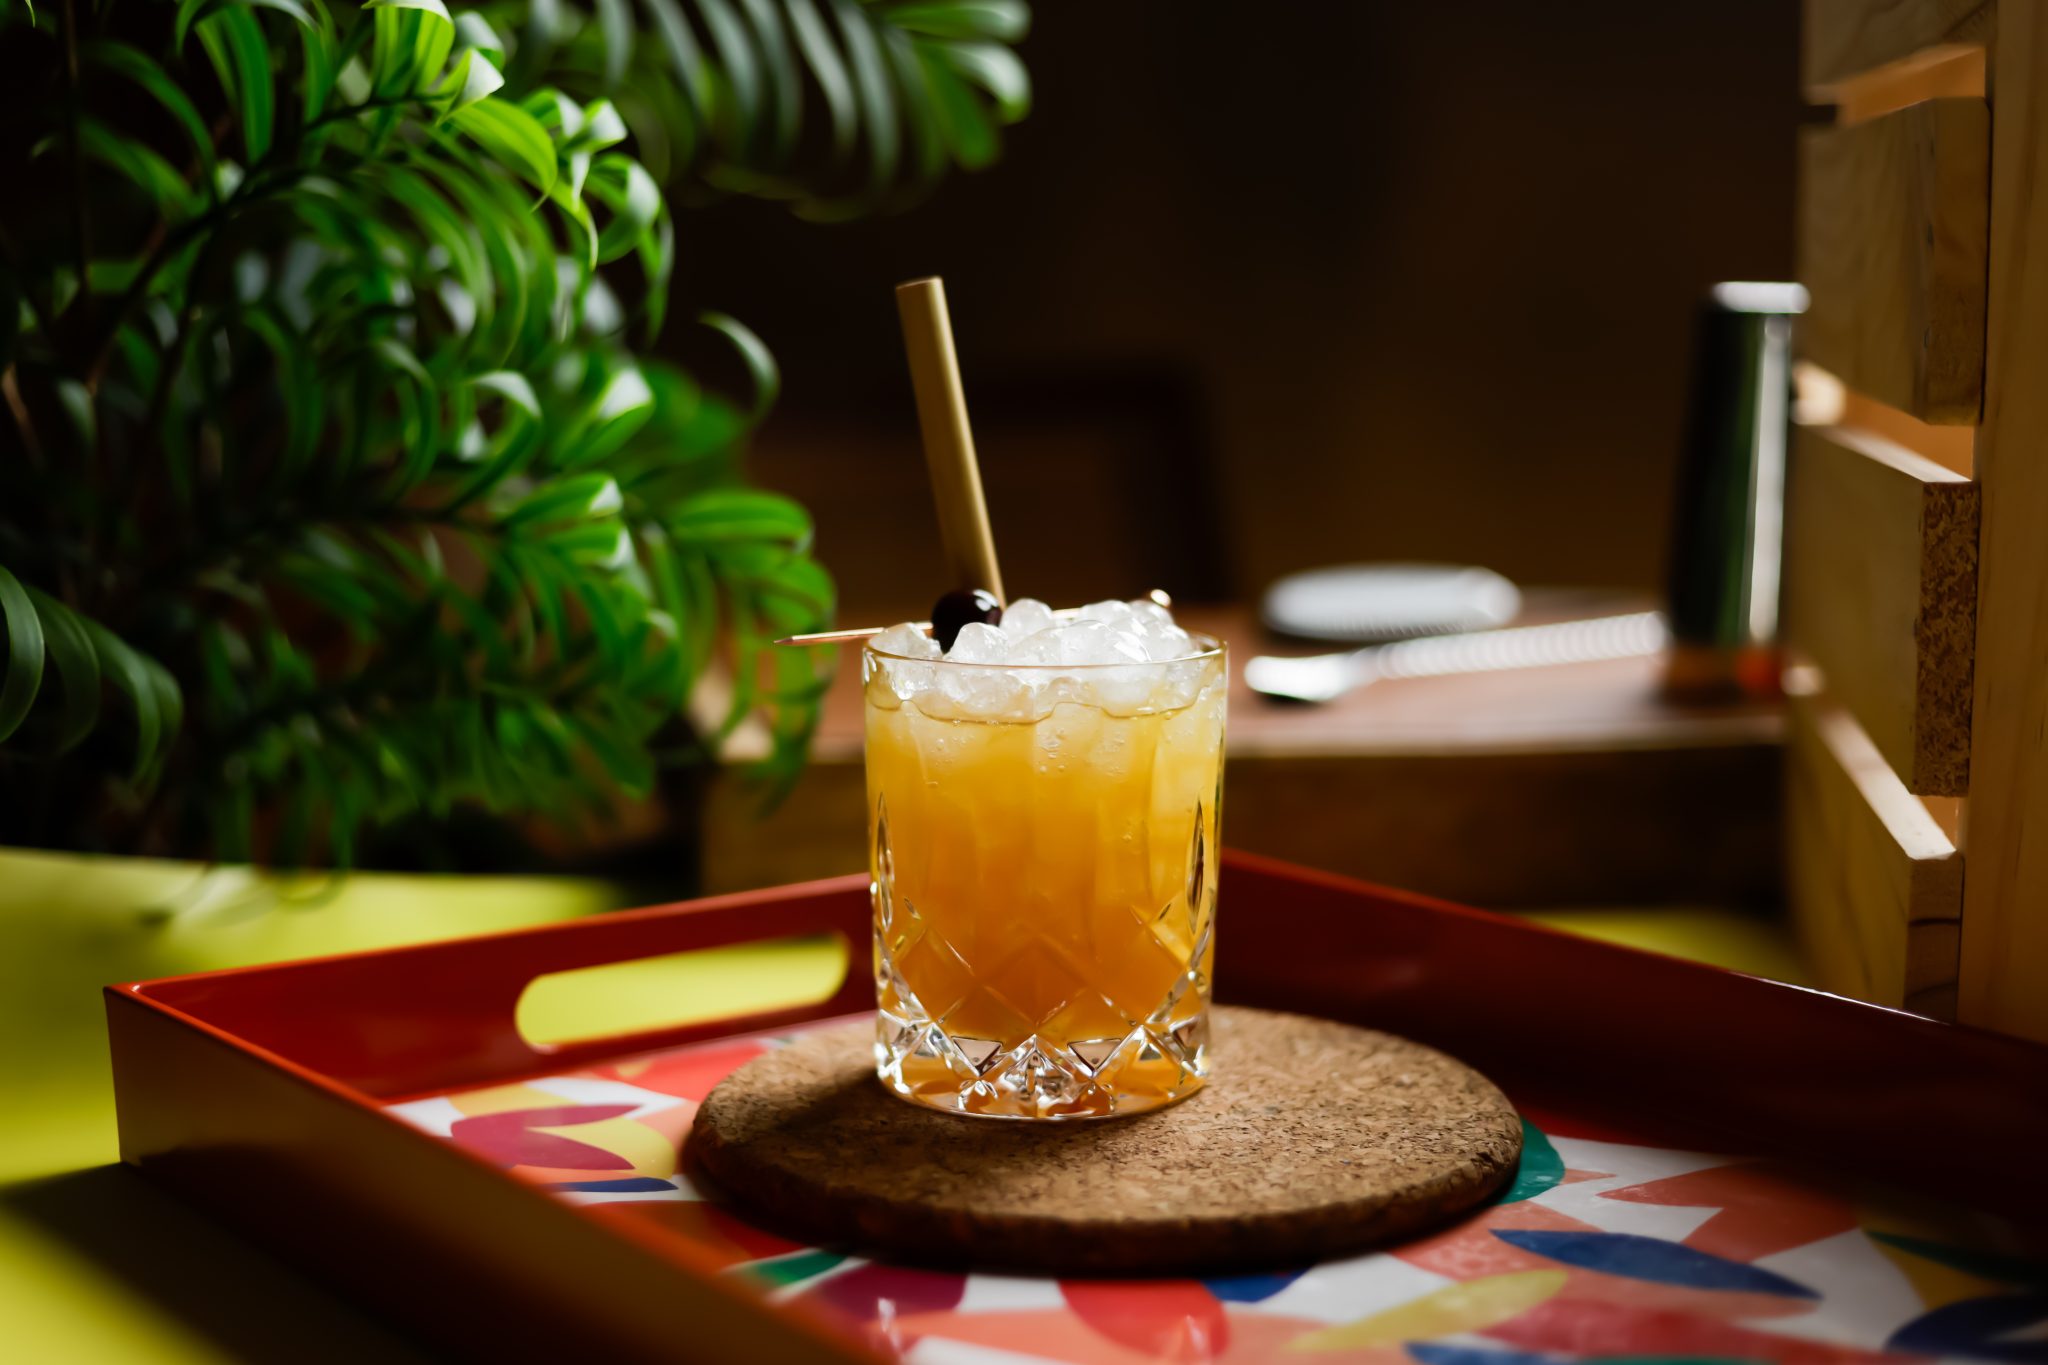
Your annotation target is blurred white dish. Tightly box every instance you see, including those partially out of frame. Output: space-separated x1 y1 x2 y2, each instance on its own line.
1260 563 1522 643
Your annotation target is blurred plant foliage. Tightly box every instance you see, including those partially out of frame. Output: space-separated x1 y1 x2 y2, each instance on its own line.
0 0 1029 865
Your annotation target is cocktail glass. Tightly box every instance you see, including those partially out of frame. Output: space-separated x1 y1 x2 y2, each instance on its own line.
863 636 1226 1119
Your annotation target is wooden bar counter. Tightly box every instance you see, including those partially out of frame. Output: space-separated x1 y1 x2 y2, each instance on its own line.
702 594 1783 909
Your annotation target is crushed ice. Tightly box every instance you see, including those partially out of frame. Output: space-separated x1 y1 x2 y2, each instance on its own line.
866 599 1216 721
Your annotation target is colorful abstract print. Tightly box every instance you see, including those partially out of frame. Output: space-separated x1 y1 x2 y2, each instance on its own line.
387 1021 2048 1365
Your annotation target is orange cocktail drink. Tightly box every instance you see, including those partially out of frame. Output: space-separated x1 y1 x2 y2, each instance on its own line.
863 602 1225 1119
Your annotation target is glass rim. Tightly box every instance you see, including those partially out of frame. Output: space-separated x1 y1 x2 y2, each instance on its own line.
864 629 1226 671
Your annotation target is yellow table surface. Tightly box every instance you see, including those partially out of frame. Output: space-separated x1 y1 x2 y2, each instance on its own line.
0 845 1807 1364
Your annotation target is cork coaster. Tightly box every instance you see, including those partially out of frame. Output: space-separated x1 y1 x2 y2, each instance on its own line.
685 1007 1521 1274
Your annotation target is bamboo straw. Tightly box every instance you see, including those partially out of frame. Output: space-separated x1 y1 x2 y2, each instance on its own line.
772 283 1175 648
895 277 1006 605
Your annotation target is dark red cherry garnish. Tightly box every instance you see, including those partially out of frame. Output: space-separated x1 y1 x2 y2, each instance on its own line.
930 587 1003 651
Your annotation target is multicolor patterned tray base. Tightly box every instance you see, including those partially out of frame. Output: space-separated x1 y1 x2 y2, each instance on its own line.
387 1016 2047 1365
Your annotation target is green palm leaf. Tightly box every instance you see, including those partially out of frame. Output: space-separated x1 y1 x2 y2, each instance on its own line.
0 565 47 743
449 95 560 193
0 568 181 780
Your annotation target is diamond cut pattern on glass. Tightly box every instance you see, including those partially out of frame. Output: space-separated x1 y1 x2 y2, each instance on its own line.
1067 1037 1122 1075
869 767 1215 1118
952 1035 1002 1074
873 797 895 934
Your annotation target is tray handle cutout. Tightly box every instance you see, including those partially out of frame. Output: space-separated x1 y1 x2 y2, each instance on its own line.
515 933 851 1049
124 872 876 1097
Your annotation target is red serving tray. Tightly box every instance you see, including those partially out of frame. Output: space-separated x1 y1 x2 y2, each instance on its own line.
107 851 2048 1365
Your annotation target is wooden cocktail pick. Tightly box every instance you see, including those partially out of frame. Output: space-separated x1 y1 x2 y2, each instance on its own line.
894 276 1007 607
777 590 1176 648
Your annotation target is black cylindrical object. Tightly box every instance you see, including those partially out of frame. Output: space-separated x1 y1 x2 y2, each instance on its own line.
1664 281 1806 696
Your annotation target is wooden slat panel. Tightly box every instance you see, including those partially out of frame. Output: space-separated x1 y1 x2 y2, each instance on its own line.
1798 99 1990 424
1786 693 1961 1017
1962 5 2048 1042
1805 0 1994 90
1784 424 1979 794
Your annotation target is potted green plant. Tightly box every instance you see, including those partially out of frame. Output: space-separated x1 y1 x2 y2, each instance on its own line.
0 0 1030 869
0 0 1031 1186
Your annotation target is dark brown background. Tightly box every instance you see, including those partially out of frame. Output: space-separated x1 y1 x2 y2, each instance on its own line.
670 2 1801 619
